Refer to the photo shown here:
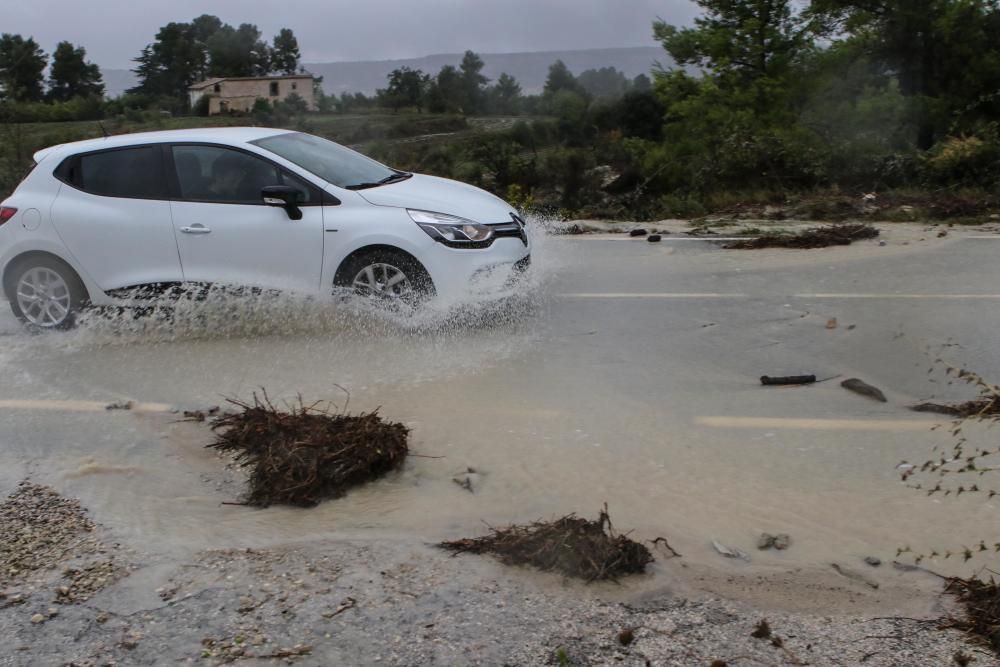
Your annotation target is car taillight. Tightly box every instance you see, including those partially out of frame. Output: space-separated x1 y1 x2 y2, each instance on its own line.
0 207 16 225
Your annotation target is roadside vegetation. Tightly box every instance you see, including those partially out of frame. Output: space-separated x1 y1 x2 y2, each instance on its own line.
5 1 1000 220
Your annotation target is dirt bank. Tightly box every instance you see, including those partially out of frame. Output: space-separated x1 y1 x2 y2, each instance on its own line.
0 484 994 667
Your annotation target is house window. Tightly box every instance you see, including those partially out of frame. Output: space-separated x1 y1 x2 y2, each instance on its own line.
213 83 221 93
269 81 279 97
291 82 297 91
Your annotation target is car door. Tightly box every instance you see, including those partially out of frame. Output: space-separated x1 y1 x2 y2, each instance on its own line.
49 144 183 291
166 143 324 293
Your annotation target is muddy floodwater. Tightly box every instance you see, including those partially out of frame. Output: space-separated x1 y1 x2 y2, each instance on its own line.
1 221 998 594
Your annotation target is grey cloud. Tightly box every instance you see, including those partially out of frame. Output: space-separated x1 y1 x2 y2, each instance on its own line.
0 0 697 68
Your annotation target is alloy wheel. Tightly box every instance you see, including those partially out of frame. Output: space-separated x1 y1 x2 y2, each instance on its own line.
351 263 414 300
15 266 73 327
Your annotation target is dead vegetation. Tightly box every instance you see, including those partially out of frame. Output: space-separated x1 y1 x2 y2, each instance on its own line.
206 392 409 508
724 223 879 249
439 506 653 581
943 576 1000 653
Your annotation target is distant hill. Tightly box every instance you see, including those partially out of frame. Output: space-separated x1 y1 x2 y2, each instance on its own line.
101 46 670 98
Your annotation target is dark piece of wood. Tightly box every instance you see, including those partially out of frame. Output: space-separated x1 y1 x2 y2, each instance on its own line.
760 375 817 386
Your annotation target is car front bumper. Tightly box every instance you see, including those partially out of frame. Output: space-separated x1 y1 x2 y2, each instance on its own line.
422 236 531 302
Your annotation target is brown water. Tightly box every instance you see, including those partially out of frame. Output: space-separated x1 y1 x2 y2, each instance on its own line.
0 222 997 583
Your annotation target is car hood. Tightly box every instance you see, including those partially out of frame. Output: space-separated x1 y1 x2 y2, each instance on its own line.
354 174 515 223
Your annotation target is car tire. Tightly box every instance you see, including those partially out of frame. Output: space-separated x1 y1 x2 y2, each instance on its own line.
334 249 435 308
4 255 89 330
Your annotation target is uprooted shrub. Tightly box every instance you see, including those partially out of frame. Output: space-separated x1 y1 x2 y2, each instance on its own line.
439 506 653 581
207 393 409 507
725 223 879 249
943 576 1000 653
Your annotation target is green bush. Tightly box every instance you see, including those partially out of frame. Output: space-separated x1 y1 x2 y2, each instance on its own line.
922 133 1000 187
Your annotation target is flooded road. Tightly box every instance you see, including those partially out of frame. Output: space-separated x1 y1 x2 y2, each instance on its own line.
1 223 998 580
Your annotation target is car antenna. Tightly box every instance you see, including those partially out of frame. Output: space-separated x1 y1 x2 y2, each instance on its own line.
97 121 109 138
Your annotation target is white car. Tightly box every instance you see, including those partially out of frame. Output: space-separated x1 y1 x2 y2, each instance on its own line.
0 127 530 328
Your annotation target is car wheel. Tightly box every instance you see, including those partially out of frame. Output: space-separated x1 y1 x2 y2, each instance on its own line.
4 255 89 330
335 250 435 308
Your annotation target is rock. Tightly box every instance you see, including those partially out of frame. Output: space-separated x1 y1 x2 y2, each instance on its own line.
879 240 887 246
629 228 648 237
826 318 838 329
831 563 879 589
105 400 135 411
712 540 750 562
937 230 948 238
647 234 662 243
864 556 882 567
757 533 791 550
30 613 45 624
618 627 635 646
96 612 109 623
841 378 888 402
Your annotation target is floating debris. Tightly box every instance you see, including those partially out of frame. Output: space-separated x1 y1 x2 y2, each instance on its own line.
207 393 409 508
439 506 653 581
712 540 751 562
761 375 816 386
841 378 887 402
757 533 791 551
726 224 879 249
944 576 1000 653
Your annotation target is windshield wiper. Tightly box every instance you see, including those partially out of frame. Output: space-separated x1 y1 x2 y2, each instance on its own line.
344 171 412 190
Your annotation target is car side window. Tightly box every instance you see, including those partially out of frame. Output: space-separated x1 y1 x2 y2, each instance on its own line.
59 146 167 199
171 145 312 205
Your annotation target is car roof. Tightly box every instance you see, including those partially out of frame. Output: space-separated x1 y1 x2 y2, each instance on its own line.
33 127 295 164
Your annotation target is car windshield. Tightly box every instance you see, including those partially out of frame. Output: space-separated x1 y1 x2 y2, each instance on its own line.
251 132 399 190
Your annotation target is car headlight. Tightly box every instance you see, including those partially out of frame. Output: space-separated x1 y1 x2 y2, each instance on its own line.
408 209 495 244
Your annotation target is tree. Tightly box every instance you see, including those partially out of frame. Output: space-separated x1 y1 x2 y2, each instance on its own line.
578 66 630 99
206 23 270 78
377 67 429 112
655 0 813 84
459 50 489 114
490 72 522 114
810 0 1000 149
632 73 653 93
426 65 463 113
130 21 208 103
271 28 300 75
0 34 47 102
544 60 586 97
48 42 104 102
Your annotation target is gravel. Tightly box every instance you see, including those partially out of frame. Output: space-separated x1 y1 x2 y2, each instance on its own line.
0 483 995 666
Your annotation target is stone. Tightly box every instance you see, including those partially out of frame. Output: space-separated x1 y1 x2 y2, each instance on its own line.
30 613 45 624
864 556 881 567
712 540 750 562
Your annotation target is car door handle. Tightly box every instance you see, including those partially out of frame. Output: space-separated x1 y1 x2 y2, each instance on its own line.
180 224 211 235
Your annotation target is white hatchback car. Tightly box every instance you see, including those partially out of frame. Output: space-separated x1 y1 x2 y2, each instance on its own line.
0 127 530 328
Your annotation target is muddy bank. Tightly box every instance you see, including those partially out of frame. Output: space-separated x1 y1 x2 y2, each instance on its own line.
0 483 994 666
2 534 994 667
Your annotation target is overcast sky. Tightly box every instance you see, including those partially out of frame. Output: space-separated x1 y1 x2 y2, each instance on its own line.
2 0 698 69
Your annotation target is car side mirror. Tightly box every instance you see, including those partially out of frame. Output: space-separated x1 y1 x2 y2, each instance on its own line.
262 185 304 220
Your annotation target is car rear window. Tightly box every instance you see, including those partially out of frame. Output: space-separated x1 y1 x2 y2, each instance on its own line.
57 146 167 200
